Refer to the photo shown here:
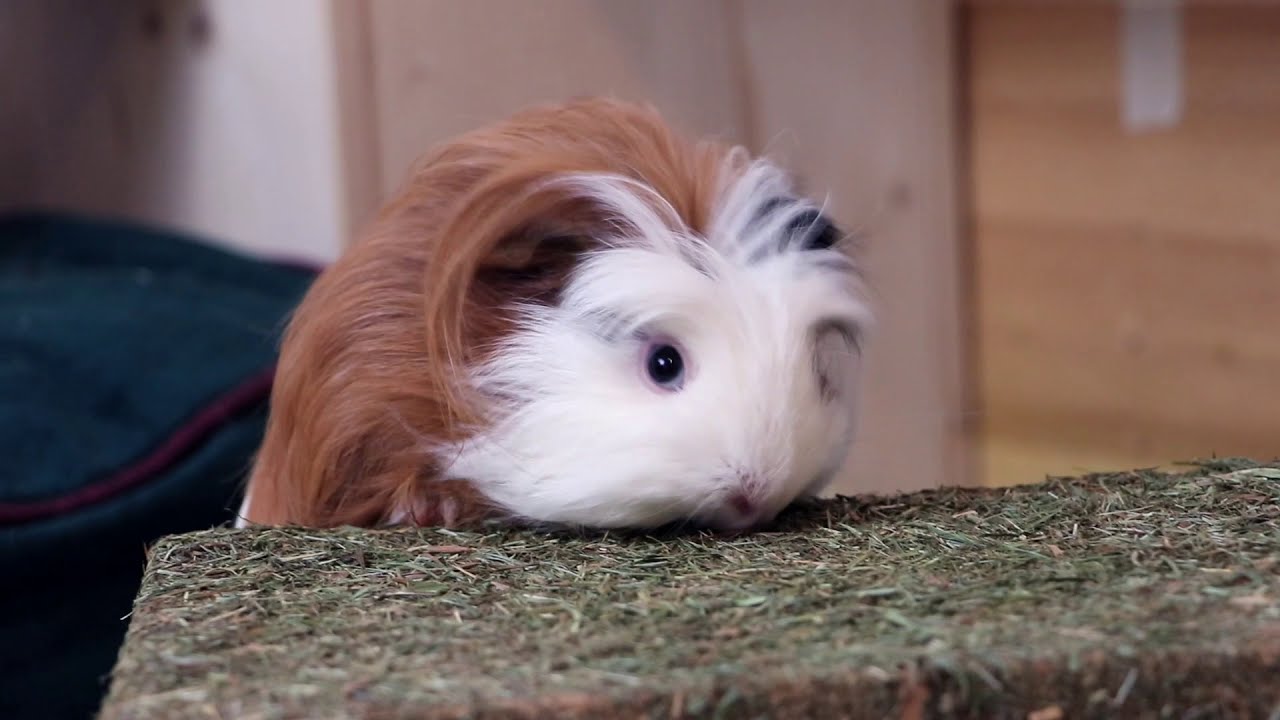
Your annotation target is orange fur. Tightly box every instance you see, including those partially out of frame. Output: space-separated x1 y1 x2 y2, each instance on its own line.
243 97 740 528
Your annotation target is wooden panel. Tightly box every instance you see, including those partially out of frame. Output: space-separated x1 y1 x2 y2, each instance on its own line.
0 0 352 263
0 0 114 205
967 5 1280 485
365 0 750 197
330 0 384 241
737 0 970 493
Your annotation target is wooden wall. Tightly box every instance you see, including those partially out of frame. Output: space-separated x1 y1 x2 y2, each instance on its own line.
965 2 1280 486
0 0 355 263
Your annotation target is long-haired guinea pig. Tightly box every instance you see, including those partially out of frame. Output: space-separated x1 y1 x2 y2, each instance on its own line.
236 97 873 533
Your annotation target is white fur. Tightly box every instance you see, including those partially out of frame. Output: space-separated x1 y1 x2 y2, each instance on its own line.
234 494 251 528
432 155 873 530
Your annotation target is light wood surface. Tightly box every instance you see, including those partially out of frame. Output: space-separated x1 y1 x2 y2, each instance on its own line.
363 0 750 196
0 0 352 263
966 3 1280 486
330 0 385 242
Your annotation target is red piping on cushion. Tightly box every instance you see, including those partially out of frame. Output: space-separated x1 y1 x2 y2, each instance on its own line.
0 367 276 525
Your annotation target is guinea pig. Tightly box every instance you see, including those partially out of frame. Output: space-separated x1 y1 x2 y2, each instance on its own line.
236 96 873 533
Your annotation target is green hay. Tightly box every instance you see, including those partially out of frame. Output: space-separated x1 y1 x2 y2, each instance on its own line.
100 460 1280 719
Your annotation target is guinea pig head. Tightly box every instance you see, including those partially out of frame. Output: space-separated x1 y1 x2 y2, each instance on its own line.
239 97 873 532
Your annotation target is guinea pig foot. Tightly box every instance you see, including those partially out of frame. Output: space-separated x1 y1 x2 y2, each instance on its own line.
391 480 497 529
386 496 447 528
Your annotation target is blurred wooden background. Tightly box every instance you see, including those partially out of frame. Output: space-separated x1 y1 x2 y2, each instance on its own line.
0 0 358 261
3 0 1277 493
965 1 1280 485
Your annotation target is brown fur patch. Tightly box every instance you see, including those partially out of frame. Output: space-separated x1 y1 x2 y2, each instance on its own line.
243 97 741 528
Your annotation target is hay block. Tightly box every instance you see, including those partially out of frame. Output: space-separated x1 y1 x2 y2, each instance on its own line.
100 460 1280 719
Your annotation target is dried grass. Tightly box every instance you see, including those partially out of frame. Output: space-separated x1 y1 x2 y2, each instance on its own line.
100 459 1280 719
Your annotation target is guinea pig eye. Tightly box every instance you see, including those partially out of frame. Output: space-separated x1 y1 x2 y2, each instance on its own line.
644 343 686 391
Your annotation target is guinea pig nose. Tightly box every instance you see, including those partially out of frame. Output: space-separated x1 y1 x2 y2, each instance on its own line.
710 490 771 532
726 490 757 517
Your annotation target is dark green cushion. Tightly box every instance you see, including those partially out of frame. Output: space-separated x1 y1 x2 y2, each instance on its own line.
0 211 316 719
